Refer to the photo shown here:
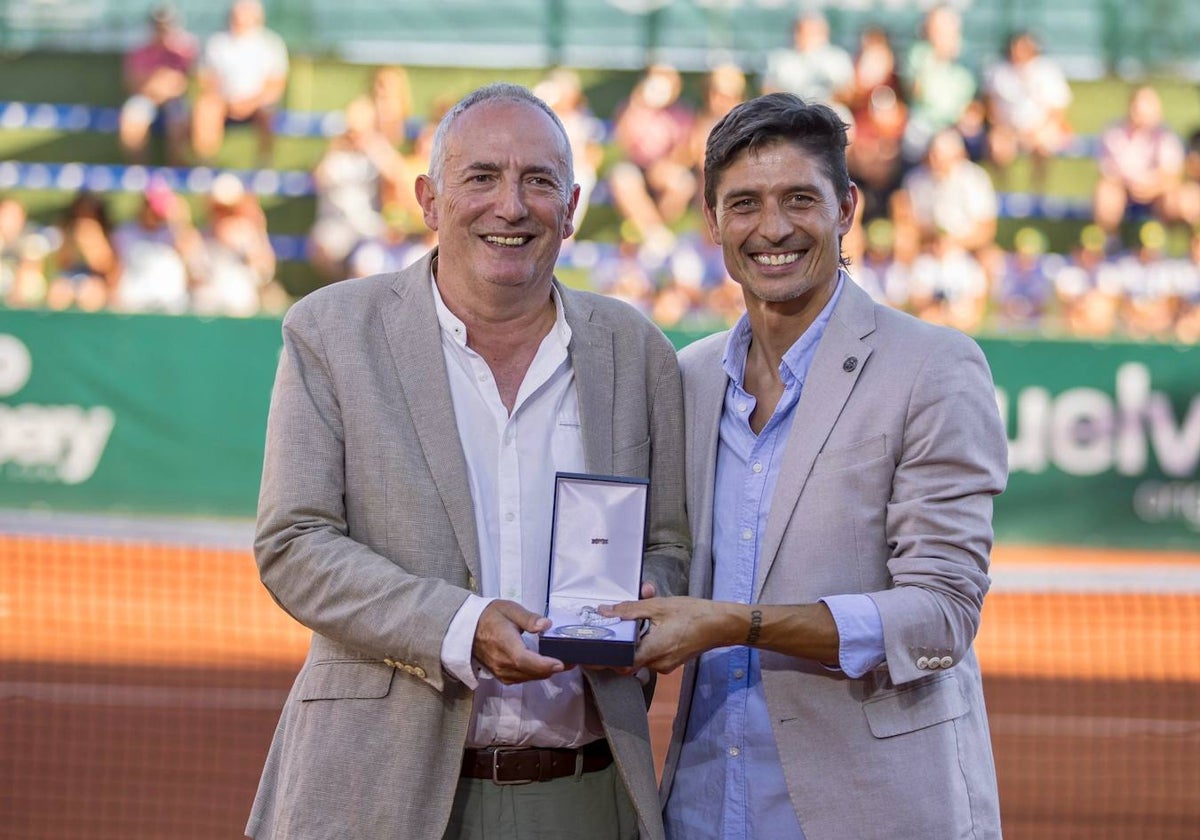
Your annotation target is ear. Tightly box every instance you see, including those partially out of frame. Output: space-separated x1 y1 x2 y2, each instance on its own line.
415 174 439 232
838 182 859 237
702 200 721 245
562 183 581 240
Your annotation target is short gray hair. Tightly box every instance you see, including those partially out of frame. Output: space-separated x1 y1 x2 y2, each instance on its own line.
427 82 574 199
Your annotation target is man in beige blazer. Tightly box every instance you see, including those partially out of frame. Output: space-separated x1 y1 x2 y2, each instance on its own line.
609 94 1007 838
247 83 688 840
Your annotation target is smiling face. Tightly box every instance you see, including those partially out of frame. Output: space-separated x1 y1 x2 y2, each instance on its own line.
704 139 856 314
416 98 578 299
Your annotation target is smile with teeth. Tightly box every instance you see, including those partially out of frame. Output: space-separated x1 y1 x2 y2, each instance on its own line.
484 235 531 246
752 251 801 266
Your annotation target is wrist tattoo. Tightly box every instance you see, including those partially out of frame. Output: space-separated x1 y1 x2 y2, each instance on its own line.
745 609 763 646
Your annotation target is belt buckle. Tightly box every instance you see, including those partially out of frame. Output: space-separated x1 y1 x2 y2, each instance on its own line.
490 747 534 786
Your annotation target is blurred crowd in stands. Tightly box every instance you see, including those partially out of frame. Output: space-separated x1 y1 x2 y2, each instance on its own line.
1 1 1199 343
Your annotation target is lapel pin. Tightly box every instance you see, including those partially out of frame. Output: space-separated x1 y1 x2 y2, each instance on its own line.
843 356 858 372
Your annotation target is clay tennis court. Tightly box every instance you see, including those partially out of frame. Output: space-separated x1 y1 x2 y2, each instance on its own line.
3 534 1198 839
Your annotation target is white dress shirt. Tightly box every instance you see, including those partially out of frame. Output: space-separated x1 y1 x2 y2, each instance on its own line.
432 276 603 749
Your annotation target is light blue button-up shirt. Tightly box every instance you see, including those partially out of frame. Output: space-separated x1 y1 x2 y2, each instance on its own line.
664 275 886 840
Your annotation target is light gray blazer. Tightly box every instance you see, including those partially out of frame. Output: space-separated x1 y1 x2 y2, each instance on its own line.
663 278 1007 840
247 250 689 840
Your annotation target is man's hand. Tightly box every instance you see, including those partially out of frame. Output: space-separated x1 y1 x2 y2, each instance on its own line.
603 596 742 674
473 600 567 685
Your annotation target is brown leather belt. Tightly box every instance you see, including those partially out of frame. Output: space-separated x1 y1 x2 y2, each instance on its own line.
461 740 613 785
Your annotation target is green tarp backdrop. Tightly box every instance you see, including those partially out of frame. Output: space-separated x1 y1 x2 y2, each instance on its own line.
1 308 1197 550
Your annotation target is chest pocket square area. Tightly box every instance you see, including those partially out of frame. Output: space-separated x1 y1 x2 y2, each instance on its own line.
811 434 888 474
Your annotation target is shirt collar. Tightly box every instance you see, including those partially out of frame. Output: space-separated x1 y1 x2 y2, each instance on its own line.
721 271 846 387
430 267 572 351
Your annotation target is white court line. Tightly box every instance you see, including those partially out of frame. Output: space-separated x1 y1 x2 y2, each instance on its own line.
990 563 1200 594
0 508 255 550
988 713 1200 738
1 681 287 710
5 682 1198 738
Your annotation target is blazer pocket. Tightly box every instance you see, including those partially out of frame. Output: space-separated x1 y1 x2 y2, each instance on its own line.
299 659 395 701
811 434 887 475
612 436 651 476
862 671 967 738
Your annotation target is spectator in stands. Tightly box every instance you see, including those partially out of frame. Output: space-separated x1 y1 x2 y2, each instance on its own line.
844 25 908 223
46 190 117 312
588 236 657 317
901 4 977 165
345 206 433 279
854 217 911 309
686 62 748 230
191 0 289 164
1052 224 1122 338
761 10 854 106
0 195 49 308
369 65 413 148
1092 85 1184 245
118 4 198 166
1173 225 1200 343
1115 220 1182 341
308 95 407 282
983 29 1073 192
994 226 1058 330
109 179 196 314
890 127 999 270
907 233 990 334
0 196 29 299
1169 127 1200 228
189 172 281 316
534 67 606 239
608 63 697 252
369 64 415 213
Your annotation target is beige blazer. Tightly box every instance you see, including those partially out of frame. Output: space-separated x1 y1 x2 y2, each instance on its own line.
663 279 1007 840
247 250 689 840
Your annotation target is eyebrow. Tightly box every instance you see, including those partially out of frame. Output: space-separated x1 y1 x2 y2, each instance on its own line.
463 161 562 181
722 182 819 203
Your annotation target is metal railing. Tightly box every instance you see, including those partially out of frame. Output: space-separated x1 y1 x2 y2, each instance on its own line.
0 0 1197 77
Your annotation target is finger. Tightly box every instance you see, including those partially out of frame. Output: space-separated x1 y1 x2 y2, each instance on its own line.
498 649 565 683
601 600 653 620
494 600 552 634
640 582 657 599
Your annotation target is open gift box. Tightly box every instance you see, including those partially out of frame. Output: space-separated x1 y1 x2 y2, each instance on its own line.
538 472 648 667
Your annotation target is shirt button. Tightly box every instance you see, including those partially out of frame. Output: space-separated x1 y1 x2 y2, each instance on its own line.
752 462 763 474
727 746 740 758
741 529 753 541
505 512 515 522
733 669 745 680
477 372 488 382
737 403 747 413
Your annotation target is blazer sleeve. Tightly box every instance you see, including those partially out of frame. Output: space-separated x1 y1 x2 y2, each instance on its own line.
641 343 690 601
868 330 1008 685
254 302 469 693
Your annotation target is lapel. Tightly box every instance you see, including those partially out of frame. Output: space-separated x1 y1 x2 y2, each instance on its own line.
380 250 481 580
754 279 877 599
688 337 729 599
560 285 615 475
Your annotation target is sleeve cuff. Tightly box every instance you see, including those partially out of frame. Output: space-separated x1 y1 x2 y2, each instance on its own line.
820 594 887 679
440 593 495 689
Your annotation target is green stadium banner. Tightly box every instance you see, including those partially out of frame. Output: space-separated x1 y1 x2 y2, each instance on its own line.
0 309 280 518
1 309 1197 550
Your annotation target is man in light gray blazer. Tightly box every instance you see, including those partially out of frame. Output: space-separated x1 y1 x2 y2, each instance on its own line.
247 83 688 840
608 94 1007 838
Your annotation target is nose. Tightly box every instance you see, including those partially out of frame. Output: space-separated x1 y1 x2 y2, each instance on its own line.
494 177 528 222
758 200 791 243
